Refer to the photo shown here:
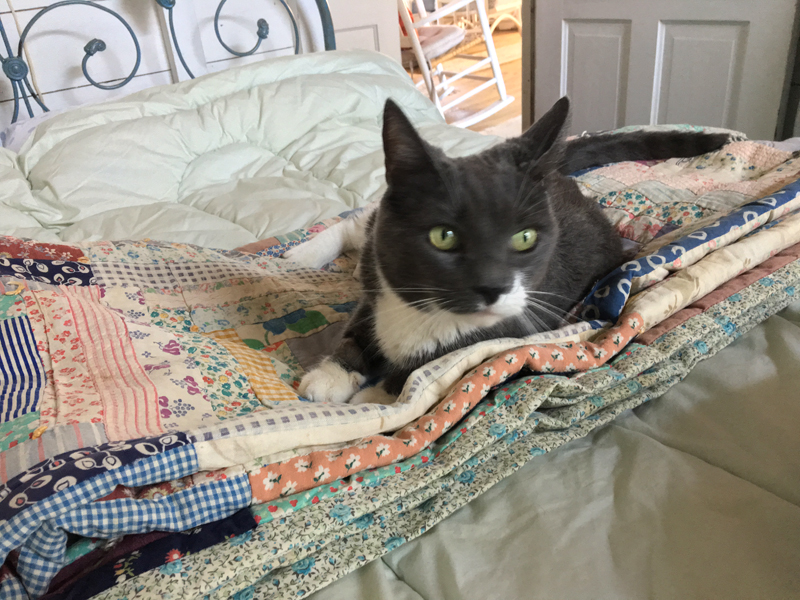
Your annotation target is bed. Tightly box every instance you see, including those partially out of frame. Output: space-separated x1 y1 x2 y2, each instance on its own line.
1 3 799 600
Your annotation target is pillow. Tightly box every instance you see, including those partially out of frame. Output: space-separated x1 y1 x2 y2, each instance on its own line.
0 109 63 153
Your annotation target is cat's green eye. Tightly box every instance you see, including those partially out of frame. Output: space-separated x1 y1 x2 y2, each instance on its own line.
429 226 459 251
511 228 538 251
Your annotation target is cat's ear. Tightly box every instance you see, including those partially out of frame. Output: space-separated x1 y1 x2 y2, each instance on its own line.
515 96 571 166
382 99 435 187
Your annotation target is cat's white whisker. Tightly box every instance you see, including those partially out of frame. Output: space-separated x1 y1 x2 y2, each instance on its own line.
520 310 550 333
524 300 572 328
526 290 577 302
528 298 574 317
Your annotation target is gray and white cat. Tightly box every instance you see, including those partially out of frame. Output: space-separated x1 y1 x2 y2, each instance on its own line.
284 97 729 405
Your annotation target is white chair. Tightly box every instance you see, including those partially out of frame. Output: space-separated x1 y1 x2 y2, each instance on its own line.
417 1 522 35
398 0 514 128
487 0 522 34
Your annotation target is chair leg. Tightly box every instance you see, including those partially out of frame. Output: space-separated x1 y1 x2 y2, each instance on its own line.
473 0 508 102
490 12 522 34
397 0 444 115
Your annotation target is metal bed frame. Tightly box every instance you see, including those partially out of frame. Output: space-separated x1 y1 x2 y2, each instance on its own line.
0 0 336 123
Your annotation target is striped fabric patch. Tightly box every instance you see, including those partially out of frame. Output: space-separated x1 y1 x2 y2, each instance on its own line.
0 317 45 423
62 286 163 441
0 421 108 484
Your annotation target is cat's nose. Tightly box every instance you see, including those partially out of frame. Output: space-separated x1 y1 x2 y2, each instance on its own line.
474 286 507 305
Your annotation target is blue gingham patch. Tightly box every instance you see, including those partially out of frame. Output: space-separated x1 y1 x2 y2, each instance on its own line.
15 474 250 598
1 445 198 590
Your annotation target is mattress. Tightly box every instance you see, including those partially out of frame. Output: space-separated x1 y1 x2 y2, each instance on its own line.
1 49 799 600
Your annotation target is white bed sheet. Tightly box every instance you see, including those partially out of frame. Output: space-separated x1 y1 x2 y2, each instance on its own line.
308 302 800 599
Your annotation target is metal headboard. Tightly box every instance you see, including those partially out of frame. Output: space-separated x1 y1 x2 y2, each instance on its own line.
0 0 337 123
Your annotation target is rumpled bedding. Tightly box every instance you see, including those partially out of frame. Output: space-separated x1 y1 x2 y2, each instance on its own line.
2 50 800 600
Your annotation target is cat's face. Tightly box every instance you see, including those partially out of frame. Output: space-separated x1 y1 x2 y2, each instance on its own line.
373 99 571 328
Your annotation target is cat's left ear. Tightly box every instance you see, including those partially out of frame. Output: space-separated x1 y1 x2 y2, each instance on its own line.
512 96 571 167
382 99 437 188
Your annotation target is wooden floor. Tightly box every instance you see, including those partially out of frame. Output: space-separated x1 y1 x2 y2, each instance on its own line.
407 30 522 133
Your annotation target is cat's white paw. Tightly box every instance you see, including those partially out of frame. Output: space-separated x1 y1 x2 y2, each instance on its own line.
348 385 397 406
282 205 376 269
298 359 366 403
282 237 335 270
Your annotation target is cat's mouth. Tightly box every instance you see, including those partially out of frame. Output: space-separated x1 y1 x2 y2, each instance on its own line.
462 302 525 327
474 306 505 318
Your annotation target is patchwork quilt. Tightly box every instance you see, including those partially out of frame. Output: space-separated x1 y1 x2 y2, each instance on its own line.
2 138 800 600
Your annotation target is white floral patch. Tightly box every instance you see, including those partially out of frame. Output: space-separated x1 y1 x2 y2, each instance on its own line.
294 459 311 473
612 333 623 345
423 419 437 433
313 465 331 482
375 443 390 458
281 480 297 496
462 382 475 393
542 361 554 373
264 471 281 490
481 383 491 395
461 402 471 415
483 366 495 377
576 351 588 362
551 350 564 361
627 317 640 329
504 353 519 364
500 370 509 379
344 454 361 470
443 400 456 413
565 363 577 372
594 348 607 358
528 348 540 359
442 420 451 431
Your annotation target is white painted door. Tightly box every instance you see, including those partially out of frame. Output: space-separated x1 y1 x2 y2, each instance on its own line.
531 0 797 139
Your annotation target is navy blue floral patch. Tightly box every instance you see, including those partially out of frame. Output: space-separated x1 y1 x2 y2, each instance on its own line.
0 258 95 286
45 508 255 600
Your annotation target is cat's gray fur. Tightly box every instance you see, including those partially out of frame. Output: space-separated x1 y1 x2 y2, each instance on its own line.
293 97 730 405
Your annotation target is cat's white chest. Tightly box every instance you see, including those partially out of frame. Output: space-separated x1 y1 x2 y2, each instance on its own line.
373 289 481 365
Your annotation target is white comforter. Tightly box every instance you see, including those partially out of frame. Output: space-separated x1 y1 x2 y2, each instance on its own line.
0 50 497 249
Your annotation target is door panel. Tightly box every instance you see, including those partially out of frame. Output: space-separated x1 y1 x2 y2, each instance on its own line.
531 0 797 139
653 21 748 129
562 19 631 133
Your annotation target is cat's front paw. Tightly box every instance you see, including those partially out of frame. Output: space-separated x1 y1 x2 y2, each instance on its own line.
282 239 330 270
348 385 397 406
282 224 345 269
298 359 366 403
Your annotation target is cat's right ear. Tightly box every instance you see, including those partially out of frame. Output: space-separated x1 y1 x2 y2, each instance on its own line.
382 99 435 188
514 96 571 166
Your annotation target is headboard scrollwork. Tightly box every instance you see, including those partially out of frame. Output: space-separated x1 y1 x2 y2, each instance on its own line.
0 0 336 123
